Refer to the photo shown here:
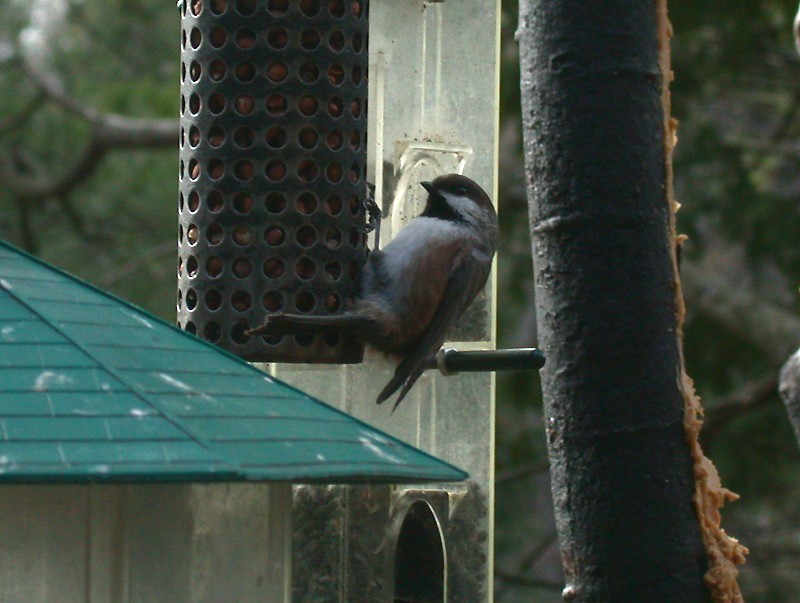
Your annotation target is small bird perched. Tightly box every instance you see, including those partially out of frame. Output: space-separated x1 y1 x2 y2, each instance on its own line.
247 173 498 410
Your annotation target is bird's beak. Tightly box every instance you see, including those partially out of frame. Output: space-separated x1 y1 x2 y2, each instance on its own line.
420 181 435 195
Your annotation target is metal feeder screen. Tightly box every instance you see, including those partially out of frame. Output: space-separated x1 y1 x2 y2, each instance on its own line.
178 0 368 363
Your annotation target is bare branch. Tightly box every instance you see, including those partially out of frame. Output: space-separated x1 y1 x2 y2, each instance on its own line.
0 91 46 135
0 56 177 200
681 257 800 363
702 373 778 441
99 241 174 288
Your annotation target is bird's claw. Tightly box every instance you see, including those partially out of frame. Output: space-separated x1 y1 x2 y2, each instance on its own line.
364 182 381 249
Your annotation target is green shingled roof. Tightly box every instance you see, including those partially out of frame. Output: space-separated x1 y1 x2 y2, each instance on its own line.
0 240 466 484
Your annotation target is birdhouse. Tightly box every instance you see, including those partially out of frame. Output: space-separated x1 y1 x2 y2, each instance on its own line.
0 240 465 602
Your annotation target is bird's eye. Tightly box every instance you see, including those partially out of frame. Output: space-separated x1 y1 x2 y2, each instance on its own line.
455 187 467 196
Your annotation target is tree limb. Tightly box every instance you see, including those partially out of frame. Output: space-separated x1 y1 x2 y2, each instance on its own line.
702 373 778 441
0 58 177 200
681 257 800 363
0 91 46 136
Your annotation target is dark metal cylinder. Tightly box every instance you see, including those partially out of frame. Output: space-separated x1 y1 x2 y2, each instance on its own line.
178 0 368 363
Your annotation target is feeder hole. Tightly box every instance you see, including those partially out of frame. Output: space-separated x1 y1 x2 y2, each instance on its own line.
328 30 345 52
209 0 227 15
330 0 345 18
326 162 343 183
328 97 344 117
189 126 200 147
295 291 315 312
299 62 320 83
234 94 254 115
232 258 253 278
266 194 287 214
208 126 225 147
328 63 344 86
267 94 288 115
266 160 287 182
205 289 223 310
263 291 284 311
327 130 343 150
264 226 286 246
230 323 250 344
188 191 200 212
324 227 342 248
186 289 198 311
267 0 289 16
301 29 321 50
295 257 316 279
231 291 252 311
394 501 445 603
235 29 257 49
325 194 343 215
209 60 226 80
186 256 199 277
297 193 318 214
235 0 256 15
264 258 286 278
235 61 256 82
233 192 254 213
206 257 223 277
324 293 341 312
297 160 319 182
232 224 254 246
187 225 199 245
266 126 288 148
267 27 289 49
298 127 318 149
299 0 321 17
209 92 226 114
267 62 288 82
324 261 342 280
207 190 224 212
296 225 317 247
207 224 224 245
298 95 320 116
210 26 227 48
204 321 222 342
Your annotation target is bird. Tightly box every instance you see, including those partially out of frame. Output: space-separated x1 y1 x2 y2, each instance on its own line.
246 173 498 410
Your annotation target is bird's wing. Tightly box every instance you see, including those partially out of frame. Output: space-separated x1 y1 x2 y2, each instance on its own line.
376 247 493 410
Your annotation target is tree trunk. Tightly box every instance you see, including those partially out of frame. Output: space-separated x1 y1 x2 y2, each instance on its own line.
517 1 709 600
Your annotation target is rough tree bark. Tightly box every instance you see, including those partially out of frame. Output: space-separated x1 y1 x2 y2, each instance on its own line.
518 1 710 600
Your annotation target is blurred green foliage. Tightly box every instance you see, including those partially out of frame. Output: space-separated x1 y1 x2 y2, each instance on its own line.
1 0 800 600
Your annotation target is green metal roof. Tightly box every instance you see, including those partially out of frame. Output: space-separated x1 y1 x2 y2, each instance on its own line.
0 240 466 484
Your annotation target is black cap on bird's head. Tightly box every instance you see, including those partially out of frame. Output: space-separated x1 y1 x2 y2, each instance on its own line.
420 174 494 222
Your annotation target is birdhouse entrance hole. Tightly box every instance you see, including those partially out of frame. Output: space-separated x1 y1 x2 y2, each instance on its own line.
394 500 445 603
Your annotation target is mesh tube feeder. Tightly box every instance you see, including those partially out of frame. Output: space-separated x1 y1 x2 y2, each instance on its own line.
178 0 369 363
